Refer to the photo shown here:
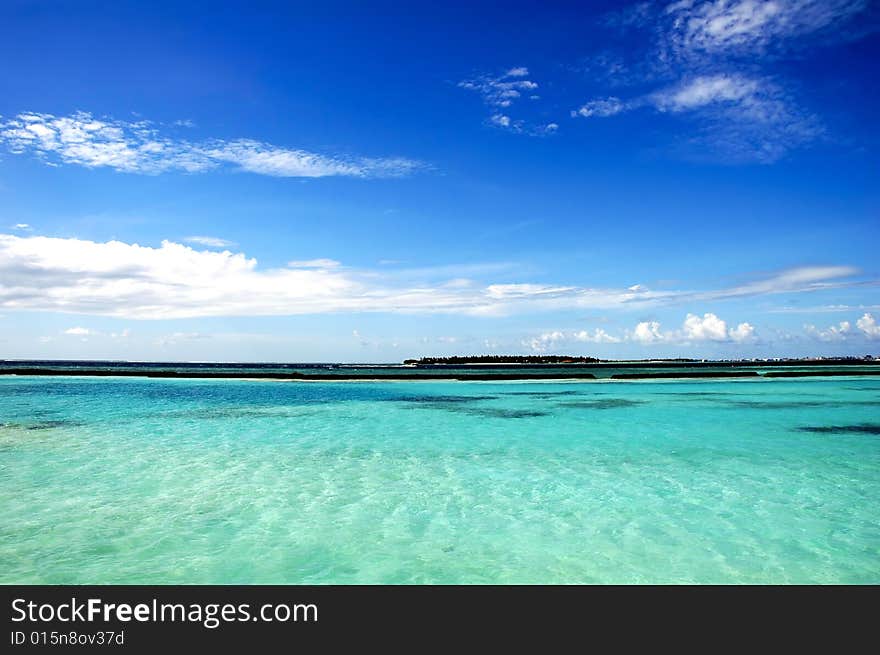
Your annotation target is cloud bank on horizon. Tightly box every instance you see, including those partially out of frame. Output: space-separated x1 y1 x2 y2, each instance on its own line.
1 232 877 352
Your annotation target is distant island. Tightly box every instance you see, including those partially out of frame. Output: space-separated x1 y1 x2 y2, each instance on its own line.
403 355 877 366
403 355 602 365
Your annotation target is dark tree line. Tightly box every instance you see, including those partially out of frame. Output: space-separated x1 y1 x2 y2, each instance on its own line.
403 355 601 365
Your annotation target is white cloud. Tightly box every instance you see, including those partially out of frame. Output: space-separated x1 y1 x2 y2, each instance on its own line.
0 111 423 178
805 320 853 341
184 236 236 248
573 76 765 118
0 233 866 320
652 74 760 112
12 223 32 231
811 313 880 341
64 326 92 336
575 75 820 162
534 314 757 347
701 266 858 300
490 114 513 128
572 97 626 118
288 258 341 269
573 328 622 343
664 0 868 58
856 313 880 339
768 303 880 314
523 331 566 353
728 322 756 342
576 0 862 161
632 321 665 343
460 68 552 135
459 69 540 108
630 313 757 344
682 312 756 342
682 312 729 340
524 327 623 352
156 332 209 347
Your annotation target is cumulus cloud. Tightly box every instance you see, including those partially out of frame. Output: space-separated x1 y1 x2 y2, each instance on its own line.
629 313 756 344
804 319 853 341
856 313 880 338
683 312 755 342
632 321 665 343
682 312 729 340
573 328 622 343
0 111 424 178
523 331 566 353
807 313 880 341
0 233 867 320
490 114 516 129
64 327 92 336
728 322 756 342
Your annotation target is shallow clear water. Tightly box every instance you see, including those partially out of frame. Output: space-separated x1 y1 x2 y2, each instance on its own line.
1 375 878 584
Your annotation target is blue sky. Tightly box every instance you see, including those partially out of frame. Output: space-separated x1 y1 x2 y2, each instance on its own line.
1 0 878 361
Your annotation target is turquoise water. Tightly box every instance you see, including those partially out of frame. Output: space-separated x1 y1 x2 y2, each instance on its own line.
1 375 878 584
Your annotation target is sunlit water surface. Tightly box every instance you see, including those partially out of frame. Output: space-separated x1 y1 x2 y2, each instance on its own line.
1 375 878 583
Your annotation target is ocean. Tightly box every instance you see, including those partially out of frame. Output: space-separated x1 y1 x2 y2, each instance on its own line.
1 373 878 583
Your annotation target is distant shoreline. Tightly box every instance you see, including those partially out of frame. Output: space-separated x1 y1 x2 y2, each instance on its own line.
1 359 878 381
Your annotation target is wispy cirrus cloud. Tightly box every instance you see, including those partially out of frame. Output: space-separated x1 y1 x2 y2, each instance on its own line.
662 0 870 59
459 68 558 135
0 232 868 320
183 236 237 248
458 67 539 109
575 1 873 162
0 111 425 178
574 72 821 162
63 326 93 336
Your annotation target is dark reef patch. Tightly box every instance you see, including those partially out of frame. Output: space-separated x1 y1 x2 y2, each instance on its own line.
764 370 880 378
558 399 645 409
1 419 85 431
161 406 315 420
611 371 759 379
467 408 549 419
797 424 880 435
728 400 880 410
656 392 735 398
393 395 498 404
503 390 582 398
